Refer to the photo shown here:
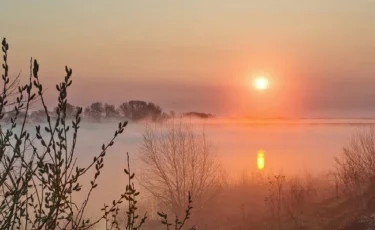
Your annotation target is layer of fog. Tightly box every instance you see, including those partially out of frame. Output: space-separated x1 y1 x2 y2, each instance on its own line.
11 118 371 227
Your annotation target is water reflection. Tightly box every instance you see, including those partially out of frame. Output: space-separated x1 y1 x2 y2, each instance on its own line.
257 150 265 170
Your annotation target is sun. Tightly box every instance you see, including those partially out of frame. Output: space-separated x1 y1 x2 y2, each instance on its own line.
253 77 269 91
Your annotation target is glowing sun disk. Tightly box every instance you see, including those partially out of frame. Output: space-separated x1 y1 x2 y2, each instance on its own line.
253 77 269 91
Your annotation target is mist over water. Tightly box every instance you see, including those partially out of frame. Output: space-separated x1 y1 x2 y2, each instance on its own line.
40 119 365 218
72 119 368 175
10 118 372 226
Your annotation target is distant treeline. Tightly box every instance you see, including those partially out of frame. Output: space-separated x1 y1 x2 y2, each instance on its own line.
3 100 215 123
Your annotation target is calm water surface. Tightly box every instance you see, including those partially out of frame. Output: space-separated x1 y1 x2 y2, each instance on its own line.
72 119 372 176
5 119 373 219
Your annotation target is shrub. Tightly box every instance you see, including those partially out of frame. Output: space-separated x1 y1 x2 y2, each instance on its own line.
138 120 220 218
0 38 194 230
334 126 375 208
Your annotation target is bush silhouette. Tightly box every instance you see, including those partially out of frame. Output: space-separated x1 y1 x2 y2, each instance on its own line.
139 120 220 219
0 38 195 230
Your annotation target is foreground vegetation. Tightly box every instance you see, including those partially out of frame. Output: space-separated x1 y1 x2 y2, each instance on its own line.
0 38 196 230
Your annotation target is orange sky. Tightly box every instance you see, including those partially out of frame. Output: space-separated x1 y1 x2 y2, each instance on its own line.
1 1 375 117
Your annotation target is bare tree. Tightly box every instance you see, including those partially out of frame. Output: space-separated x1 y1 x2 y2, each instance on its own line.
334 126 375 208
335 126 375 185
104 103 119 118
84 102 104 120
118 100 163 122
54 102 78 118
138 120 220 216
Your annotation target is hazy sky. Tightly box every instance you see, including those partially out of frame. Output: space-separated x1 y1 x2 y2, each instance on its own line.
1 0 375 117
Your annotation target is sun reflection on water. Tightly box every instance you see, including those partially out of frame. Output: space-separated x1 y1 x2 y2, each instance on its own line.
257 150 265 171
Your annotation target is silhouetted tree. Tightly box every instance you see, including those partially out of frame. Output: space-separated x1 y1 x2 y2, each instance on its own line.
84 102 104 120
54 102 77 118
129 100 148 121
146 102 162 121
118 102 132 119
104 103 119 118
118 100 163 121
183 112 215 119
30 109 50 122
